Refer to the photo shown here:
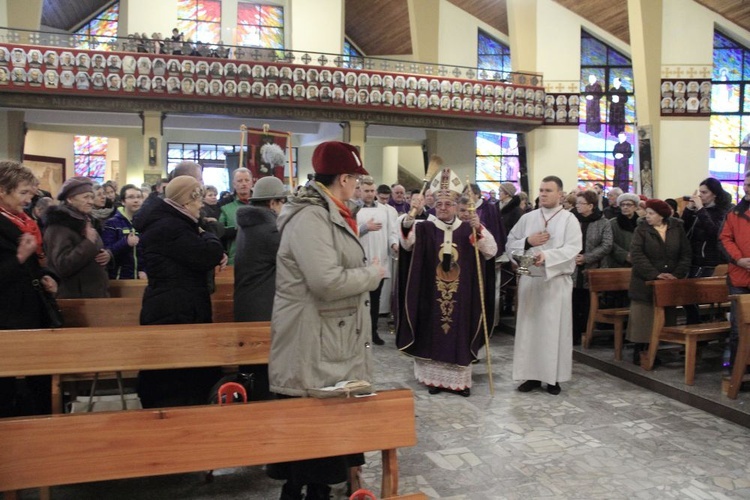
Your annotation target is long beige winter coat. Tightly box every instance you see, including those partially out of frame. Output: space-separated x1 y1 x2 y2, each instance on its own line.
269 182 381 397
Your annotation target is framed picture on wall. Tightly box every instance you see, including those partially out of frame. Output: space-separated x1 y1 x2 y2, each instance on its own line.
22 154 66 198
143 171 163 189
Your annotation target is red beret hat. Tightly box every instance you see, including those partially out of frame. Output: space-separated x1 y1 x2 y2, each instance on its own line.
645 198 672 219
312 141 368 176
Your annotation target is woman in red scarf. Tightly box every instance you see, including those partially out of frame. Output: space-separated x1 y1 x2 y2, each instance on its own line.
267 142 385 500
0 160 58 417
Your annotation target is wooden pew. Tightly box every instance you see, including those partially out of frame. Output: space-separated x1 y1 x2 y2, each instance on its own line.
0 321 270 416
583 268 631 360
108 276 234 299
712 263 728 277
643 277 731 385
0 322 271 378
58 297 235 326
727 294 750 399
0 322 422 499
0 389 421 499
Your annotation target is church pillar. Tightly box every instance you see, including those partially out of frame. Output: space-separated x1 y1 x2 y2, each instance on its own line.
139 111 164 185
407 0 439 63
628 0 663 195
655 0 714 199
7 0 42 36
342 120 367 164
0 110 24 161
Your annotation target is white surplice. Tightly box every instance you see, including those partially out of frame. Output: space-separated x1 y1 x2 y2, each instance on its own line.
505 206 582 385
357 201 398 279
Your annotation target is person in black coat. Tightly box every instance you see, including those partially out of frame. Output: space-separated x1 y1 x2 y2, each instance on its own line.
234 177 287 322
627 199 691 364
0 160 58 417
682 177 732 323
234 177 288 402
136 176 227 408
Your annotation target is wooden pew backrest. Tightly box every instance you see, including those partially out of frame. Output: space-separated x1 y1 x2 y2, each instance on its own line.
584 268 632 359
0 322 271 377
109 277 234 299
651 276 729 308
0 389 416 494
587 268 631 293
645 277 730 385
59 298 234 327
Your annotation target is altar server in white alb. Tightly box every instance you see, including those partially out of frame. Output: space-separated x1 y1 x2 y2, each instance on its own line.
356 175 398 345
506 176 582 395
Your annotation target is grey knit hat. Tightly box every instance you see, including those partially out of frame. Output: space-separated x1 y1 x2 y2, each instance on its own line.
251 176 289 201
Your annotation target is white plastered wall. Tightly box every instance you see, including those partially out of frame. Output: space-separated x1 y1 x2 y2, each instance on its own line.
24 130 122 184
659 0 750 199
120 0 178 39
0 0 8 27
290 0 343 53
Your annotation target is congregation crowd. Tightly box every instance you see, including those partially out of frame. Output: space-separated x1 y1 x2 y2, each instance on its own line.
120 28 232 59
2 143 750 498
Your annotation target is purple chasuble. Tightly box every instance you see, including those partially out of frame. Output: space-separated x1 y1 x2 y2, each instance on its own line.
388 199 411 215
396 219 485 366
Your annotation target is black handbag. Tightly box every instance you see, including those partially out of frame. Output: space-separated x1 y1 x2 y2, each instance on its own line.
31 278 64 328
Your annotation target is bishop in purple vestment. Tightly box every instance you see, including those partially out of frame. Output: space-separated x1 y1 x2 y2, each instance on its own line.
396 169 496 397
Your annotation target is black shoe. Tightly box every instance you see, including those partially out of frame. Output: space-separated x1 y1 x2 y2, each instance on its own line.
305 483 331 500
517 380 541 392
546 383 561 395
280 482 303 500
457 388 470 397
428 386 441 394
372 335 385 346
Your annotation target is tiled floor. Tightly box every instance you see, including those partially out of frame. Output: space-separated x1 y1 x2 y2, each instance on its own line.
17 325 750 500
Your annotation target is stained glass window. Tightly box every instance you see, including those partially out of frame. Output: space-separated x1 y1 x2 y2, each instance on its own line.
710 30 750 201
343 39 363 70
475 32 520 197
478 29 511 80
177 0 222 45
476 132 521 197
74 3 119 50
578 30 636 192
74 136 108 183
237 3 284 48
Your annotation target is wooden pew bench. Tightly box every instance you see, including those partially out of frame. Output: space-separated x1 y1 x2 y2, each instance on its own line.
0 389 423 500
58 297 235 326
55 298 236 399
584 268 631 360
108 275 234 299
0 323 422 499
727 294 750 399
0 322 271 414
643 277 730 385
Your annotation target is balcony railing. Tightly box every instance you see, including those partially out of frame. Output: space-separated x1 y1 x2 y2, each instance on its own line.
0 26 543 87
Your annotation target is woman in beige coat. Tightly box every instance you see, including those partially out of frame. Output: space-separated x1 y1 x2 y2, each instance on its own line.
267 141 384 500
